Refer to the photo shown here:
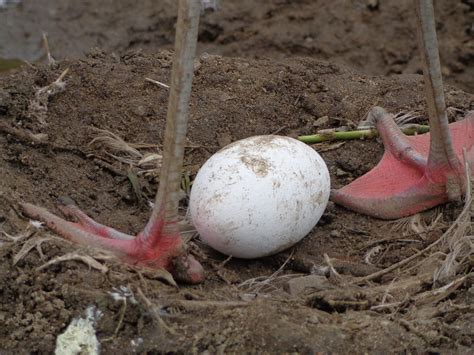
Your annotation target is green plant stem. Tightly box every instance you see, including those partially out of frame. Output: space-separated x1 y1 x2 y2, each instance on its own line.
298 125 430 144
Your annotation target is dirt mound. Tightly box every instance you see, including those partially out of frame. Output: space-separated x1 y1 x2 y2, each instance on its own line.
1 0 473 93
0 52 473 353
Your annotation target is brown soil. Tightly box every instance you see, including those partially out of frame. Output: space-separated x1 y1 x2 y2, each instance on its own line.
0 0 473 93
0 1 473 354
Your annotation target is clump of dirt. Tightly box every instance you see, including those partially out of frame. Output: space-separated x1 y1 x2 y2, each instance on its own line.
0 0 473 93
0 52 473 353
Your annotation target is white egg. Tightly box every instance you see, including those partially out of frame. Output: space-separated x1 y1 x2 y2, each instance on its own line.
189 135 330 259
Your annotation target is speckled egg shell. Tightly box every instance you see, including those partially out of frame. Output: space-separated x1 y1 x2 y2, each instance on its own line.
189 135 330 259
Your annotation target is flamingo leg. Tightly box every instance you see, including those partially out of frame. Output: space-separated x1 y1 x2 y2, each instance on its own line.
21 0 205 284
331 0 473 219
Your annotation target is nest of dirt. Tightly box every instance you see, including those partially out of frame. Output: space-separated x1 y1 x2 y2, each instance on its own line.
0 52 473 353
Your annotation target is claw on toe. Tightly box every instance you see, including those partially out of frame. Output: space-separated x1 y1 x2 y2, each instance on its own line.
20 201 205 284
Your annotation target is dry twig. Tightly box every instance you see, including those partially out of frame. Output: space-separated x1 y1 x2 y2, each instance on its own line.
238 252 295 293
432 151 473 282
324 253 345 284
42 31 58 68
13 236 52 265
145 77 170 89
27 67 69 125
136 287 176 334
168 299 250 311
36 252 109 273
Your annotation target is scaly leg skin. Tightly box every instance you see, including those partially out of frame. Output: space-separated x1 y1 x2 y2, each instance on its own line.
21 200 205 284
331 107 474 219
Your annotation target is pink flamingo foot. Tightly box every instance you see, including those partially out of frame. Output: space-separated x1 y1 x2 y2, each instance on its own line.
21 200 205 284
331 108 474 219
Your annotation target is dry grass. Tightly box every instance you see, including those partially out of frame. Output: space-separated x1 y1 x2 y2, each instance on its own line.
27 67 69 125
237 252 304 294
389 208 444 238
433 156 473 283
354 155 474 309
357 110 421 130
88 127 163 176
232 175 473 305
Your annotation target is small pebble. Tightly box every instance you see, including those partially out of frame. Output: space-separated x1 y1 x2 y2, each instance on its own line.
313 115 329 127
336 168 349 177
